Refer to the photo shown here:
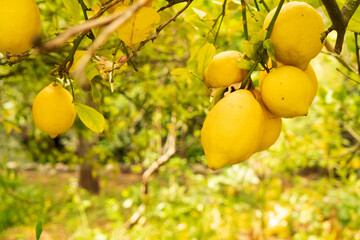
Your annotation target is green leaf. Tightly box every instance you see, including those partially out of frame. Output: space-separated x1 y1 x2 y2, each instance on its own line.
171 68 191 75
36 219 42 240
243 41 262 61
263 39 276 61
197 43 216 78
238 58 254 70
91 76 102 103
208 88 227 110
62 0 81 25
75 103 105 133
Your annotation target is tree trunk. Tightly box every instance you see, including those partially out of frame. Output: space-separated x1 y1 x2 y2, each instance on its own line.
76 133 100 194
79 161 100 194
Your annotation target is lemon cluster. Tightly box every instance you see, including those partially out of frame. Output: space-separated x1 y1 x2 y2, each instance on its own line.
201 51 282 170
261 1 324 118
201 2 324 170
0 0 41 57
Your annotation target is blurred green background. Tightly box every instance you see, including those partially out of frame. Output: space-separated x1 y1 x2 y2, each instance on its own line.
1 0 360 239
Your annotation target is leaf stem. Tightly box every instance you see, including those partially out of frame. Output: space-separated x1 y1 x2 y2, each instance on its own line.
213 0 227 45
259 0 270 12
253 0 260 11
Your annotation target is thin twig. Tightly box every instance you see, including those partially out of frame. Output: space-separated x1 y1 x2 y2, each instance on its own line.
355 32 360 75
73 0 153 88
213 0 227 45
241 0 249 41
253 0 260 11
323 39 358 73
33 0 131 53
78 0 95 40
106 0 193 74
321 0 360 53
336 68 360 84
158 0 187 12
259 0 270 12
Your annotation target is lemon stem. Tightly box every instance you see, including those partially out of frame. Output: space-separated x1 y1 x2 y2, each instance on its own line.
240 59 260 89
265 0 285 40
239 0 284 90
241 0 249 41
66 74 76 102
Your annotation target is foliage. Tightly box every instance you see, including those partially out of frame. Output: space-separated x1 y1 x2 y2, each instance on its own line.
0 0 360 239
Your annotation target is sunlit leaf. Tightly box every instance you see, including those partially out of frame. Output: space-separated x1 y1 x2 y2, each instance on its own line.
208 87 226 110
171 68 191 75
75 103 105 133
263 39 276 61
62 0 81 24
238 58 254 70
192 8 207 19
197 43 216 77
116 6 160 47
91 76 102 103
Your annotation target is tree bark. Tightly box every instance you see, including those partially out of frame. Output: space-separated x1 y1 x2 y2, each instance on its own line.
76 133 100 194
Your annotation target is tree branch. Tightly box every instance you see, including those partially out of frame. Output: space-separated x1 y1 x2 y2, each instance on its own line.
141 118 177 195
321 0 360 54
105 0 193 75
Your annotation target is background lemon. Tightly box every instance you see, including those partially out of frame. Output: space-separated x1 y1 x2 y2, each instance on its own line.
0 0 41 56
32 83 76 138
204 51 248 88
261 66 313 118
263 2 325 70
201 90 264 170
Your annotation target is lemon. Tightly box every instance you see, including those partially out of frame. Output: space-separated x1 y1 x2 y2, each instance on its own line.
259 61 283 89
261 66 313 118
252 89 282 152
32 83 76 138
0 0 41 56
259 63 318 103
201 90 264 170
263 2 325 70
204 51 248 88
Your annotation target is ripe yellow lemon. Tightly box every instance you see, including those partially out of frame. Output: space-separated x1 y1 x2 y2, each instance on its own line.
201 90 264 170
259 63 317 103
32 83 76 138
261 66 313 118
0 0 41 56
204 51 248 88
263 2 325 70
252 89 282 152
